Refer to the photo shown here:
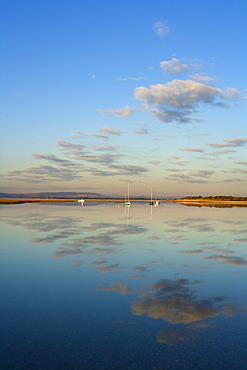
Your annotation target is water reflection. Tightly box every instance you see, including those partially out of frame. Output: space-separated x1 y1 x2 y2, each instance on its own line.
1 203 246 368
131 277 237 345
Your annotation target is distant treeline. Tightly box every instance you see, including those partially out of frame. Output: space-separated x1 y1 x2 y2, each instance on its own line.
181 196 247 201
181 203 247 208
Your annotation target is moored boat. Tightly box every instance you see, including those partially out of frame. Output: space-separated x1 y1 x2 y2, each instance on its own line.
123 183 131 207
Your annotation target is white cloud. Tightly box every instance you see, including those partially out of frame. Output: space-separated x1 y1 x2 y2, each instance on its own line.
32 153 75 166
134 79 238 123
207 138 247 148
97 126 122 136
160 58 189 75
93 146 118 151
98 105 135 117
234 161 247 166
154 21 170 37
117 77 145 81
189 73 214 82
134 128 150 135
70 129 82 134
160 58 205 76
7 165 82 183
224 87 240 99
135 79 223 107
206 149 236 156
179 148 204 152
149 161 161 165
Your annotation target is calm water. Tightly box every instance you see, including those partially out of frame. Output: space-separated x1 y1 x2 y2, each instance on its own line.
0 202 247 369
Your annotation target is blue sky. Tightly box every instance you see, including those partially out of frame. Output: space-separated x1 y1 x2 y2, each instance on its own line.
1 0 246 196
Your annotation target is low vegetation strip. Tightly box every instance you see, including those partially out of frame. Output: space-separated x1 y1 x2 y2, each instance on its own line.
179 196 247 201
0 199 77 204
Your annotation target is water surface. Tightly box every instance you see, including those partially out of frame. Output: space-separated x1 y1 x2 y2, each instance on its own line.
1 202 246 369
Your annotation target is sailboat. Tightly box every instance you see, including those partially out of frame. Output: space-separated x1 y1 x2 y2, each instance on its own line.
123 183 131 207
149 188 154 205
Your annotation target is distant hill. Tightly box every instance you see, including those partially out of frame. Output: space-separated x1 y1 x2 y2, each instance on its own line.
0 192 104 199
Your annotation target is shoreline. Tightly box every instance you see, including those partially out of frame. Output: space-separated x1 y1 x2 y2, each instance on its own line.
1 198 247 205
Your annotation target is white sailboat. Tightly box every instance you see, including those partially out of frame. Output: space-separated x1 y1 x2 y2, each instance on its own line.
123 183 131 207
78 198 85 205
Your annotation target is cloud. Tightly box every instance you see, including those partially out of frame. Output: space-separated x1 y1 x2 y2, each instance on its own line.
7 165 82 183
134 79 235 123
56 140 84 153
160 58 189 75
204 247 235 254
70 129 82 134
134 128 150 135
154 21 170 37
179 148 204 152
88 163 148 177
75 153 122 165
96 283 133 295
117 77 145 81
167 173 209 184
173 161 190 166
224 87 240 99
135 79 223 107
151 108 205 124
83 260 105 267
165 168 181 172
97 126 122 136
207 138 247 148
132 278 234 325
98 105 135 117
93 146 118 151
156 327 187 346
165 134 177 138
220 177 245 183
189 74 214 82
232 238 247 243
32 153 75 166
106 164 148 176
103 225 147 236
95 264 119 273
205 255 247 266
178 249 204 254
149 161 161 165
73 235 121 247
132 266 147 273
31 231 75 244
86 133 109 140
194 170 215 177
234 161 247 166
206 149 236 156
85 126 125 140
132 121 147 126
53 247 84 258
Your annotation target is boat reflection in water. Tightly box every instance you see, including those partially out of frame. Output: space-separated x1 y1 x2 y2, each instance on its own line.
1 202 246 369
123 183 131 207
77 198 85 205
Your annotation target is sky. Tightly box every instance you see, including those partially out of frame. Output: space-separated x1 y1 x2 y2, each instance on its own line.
0 0 246 197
